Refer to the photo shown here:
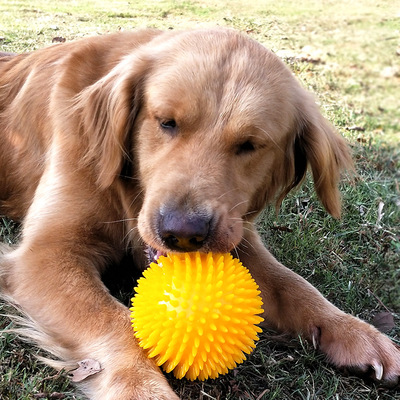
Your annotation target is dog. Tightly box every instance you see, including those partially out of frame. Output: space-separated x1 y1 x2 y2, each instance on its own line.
0 28 399 399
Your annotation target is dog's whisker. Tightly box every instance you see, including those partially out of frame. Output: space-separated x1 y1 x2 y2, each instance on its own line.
237 230 257 253
124 226 140 243
229 200 248 213
127 189 144 210
228 216 242 221
103 218 138 224
231 244 241 259
242 209 259 218
215 188 238 201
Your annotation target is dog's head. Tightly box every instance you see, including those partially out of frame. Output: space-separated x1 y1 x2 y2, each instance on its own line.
68 29 352 254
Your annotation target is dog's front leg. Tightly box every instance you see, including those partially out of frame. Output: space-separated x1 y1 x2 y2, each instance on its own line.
1 242 178 400
237 224 400 385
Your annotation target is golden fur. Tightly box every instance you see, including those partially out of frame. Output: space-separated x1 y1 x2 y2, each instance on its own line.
0 29 399 399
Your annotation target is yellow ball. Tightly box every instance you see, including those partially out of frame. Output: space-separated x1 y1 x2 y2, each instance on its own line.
130 252 264 381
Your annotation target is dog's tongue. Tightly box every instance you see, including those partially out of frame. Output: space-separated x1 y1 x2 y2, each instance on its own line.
154 250 165 261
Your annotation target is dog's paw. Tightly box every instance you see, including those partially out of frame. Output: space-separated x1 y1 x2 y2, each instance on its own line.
310 313 400 386
83 364 180 400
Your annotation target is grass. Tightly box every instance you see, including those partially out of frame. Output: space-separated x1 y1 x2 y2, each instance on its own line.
1 0 399 398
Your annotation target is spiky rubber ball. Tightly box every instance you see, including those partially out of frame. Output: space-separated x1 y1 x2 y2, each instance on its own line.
130 252 264 381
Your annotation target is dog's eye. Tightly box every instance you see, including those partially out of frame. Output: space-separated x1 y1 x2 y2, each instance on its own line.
236 140 255 155
160 120 177 130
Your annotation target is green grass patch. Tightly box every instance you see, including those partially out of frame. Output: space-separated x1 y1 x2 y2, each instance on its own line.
1 0 399 399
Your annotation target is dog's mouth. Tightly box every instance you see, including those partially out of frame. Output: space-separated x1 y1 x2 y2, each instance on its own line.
145 246 167 263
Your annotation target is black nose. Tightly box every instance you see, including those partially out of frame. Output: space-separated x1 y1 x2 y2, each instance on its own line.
158 209 211 252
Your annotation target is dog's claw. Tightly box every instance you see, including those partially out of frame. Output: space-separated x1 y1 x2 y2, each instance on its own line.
372 361 383 381
312 334 318 349
310 326 321 350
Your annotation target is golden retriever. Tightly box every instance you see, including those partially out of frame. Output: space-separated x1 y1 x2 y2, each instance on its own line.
0 28 399 399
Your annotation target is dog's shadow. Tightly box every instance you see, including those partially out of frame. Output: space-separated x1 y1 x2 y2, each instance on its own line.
101 253 143 307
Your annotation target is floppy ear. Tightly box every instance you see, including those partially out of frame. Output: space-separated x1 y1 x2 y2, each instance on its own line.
278 92 353 218
76 55 150 189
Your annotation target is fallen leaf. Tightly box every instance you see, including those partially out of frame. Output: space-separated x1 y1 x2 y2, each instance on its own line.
371 312 395 333
358 204 367 217
69 359 102 382
34 393 65 399
271 225 293 233
52 37 66 43
275 47 324 64
346 125 365 132
381 66 400 78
